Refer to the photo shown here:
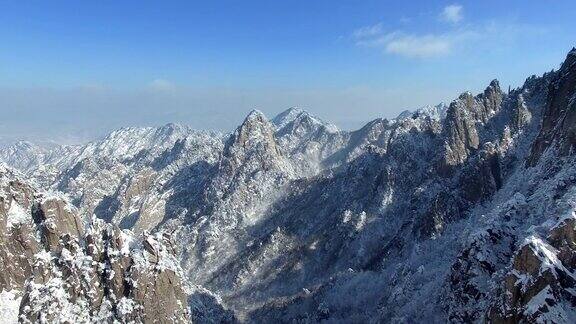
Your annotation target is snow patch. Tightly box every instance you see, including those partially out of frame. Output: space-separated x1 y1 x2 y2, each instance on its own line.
0 290 21 324
6 202 30 229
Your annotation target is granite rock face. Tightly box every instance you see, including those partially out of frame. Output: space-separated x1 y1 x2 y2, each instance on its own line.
441 80 504 169
529 48 576 165
488 217 576 323
0 169 39 293
0 165 192 323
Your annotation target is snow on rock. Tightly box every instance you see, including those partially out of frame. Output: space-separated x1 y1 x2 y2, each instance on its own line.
0 290 21 324
0 166 193 323
395 102 448 121
6 201 31 229
273 107 339 133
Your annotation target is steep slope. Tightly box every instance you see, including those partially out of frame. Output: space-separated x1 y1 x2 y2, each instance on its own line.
529 48 576 164
0 164 192 323
0 124 225 235
175 110 296 286
0 141 79 187
198 59 561 322
56 123 225 234
273 107 344 176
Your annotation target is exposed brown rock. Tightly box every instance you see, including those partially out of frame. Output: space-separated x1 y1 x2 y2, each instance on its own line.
33 197 84 252
0 167 191 323
528 48 576 166
488 218 576 323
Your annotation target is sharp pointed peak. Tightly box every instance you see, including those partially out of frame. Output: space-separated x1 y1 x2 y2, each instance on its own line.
239 109 271 129
233 109 271 130
484 79 503 98
457 91 474 100
225 109 279 155
489 79 501 89
561 47 576 70
246 109 267 119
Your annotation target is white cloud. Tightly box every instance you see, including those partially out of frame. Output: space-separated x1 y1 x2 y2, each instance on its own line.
355 29 468 59
385 34 452 58
441 4 463 24
351 15 544 59
352 23 383 39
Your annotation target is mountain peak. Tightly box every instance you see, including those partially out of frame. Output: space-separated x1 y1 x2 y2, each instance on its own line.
235 109 275 139
156 122 191 137
561 47 576 70
459 91 473 99
396 103 448 121
284 106 304 115
272 107 338 133
272 107 304 125
218 108 285 180
11 140 35 149
160 122 185 130
245 109 267 122
483 79 504 102
489 79 501 90
228 109 276 150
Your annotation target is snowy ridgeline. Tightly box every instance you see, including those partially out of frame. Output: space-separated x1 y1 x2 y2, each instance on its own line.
2 49 576 322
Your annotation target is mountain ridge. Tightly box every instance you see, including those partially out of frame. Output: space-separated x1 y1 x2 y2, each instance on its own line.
2 48 576 323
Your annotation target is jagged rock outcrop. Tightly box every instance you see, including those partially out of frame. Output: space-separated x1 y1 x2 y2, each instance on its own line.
28 124 226 234
445 50 576 324
179 110 297 286
442 94 481 167
442 80 504 169
0 165 191 323
488 216 576 323
529 48 576 165
511 94 533 132
0 167 39 293
18 225 191 323
33 197 84 252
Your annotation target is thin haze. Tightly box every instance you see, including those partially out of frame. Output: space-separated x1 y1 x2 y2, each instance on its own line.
0 0 575 144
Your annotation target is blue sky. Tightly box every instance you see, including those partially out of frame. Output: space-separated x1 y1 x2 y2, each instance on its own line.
0 0 575 143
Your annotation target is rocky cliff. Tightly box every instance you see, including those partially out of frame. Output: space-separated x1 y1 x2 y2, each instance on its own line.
0 165 192 323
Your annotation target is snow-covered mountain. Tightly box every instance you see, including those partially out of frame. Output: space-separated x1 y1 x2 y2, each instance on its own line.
0 164 193 322
2 48 576 323
0 140 80 187
395 102 449 121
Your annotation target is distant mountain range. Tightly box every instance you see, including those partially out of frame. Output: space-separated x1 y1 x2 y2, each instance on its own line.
2 48 576 323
